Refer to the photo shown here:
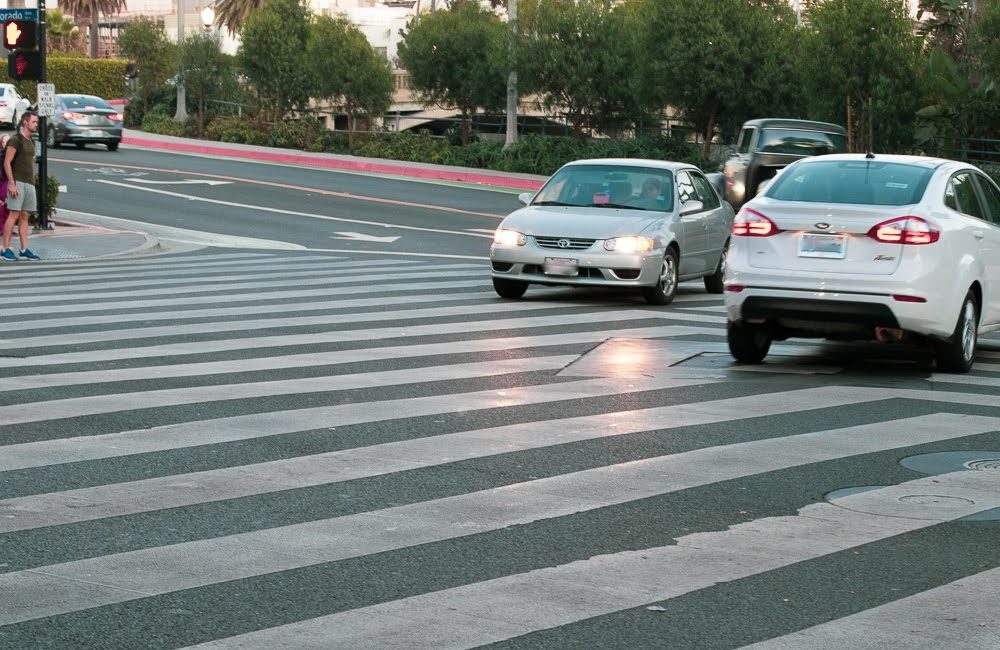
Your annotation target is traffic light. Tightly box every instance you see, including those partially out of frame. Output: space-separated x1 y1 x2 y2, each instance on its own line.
7 48 40 81
3 20 35 50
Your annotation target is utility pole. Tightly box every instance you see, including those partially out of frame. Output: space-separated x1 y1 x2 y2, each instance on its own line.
38 0 49 229
504 0 517 149
174 0 188 121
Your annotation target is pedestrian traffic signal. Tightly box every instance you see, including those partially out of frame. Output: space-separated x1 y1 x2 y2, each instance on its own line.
7 48 41 81
3 20 35 50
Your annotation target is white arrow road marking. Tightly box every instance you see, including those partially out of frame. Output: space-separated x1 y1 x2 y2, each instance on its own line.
331 231 401 243
125 178 232 186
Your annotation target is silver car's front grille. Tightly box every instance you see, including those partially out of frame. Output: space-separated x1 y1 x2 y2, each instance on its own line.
534 236 596 250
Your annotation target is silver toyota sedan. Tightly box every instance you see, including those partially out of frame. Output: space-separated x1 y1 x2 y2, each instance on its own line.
490 159 734 304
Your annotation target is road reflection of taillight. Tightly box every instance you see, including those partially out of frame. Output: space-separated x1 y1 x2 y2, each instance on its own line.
733 208 781 237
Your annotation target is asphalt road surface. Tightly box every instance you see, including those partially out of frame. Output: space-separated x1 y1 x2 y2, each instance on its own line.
1 144 998 649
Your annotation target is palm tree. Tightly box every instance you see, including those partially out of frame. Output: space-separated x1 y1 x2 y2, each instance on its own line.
46 9 84 55
58 0 128 58
212 0 266 34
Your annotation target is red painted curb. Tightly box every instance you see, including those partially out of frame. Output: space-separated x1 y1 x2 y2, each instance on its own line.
122 136 546 191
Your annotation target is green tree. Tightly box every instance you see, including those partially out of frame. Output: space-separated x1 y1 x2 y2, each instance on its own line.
58 0 128 58
46 9 84 55
117 17 175 112
801 0 924 152
640 0 803 155
237 0 311 120
518 0 648 139
306 16 394 147
180 32 238 137
397 0 507 144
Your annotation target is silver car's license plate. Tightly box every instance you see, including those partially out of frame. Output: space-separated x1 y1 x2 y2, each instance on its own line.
798 233 847 259
543 257 579 276
84 129 106 137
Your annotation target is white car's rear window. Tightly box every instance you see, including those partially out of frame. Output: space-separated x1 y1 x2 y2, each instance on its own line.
766 160 935 206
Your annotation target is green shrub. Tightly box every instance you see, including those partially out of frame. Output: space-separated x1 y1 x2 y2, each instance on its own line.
13 58 127 101
141 112 186 137
31 175 59 227
268 116 324 150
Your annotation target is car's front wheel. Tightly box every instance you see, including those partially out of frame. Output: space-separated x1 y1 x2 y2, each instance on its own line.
642 248 679 305
935 291 978 373
727 321 771 363
703 240 728 294
493 278 528 299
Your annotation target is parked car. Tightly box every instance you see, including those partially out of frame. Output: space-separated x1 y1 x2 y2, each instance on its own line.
722 118 848 209
0 83 29 129
490 158 734 305
724 153 1000 373
46 94 123 151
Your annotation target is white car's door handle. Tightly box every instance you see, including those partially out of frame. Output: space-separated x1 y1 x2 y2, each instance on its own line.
973 230 984 240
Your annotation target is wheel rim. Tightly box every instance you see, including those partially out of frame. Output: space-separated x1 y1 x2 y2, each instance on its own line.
718 245 727 275
46 130 53 147
960 299 977 361
659 255 676 297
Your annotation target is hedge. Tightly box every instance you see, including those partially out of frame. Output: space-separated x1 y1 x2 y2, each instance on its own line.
9 58 128 103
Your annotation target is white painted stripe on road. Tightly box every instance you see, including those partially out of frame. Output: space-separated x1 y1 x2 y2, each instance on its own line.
1 310 705 364
94 179 502 239
739 567 1000 650
0 383 879 525
0 279 487 318
0 296 576 348
18 266 486 301
0 371 719 472
3 414 996 625
179 469 1000 650
0 324 694 392
0 355 579 426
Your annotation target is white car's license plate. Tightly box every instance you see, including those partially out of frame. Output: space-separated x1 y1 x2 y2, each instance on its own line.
543 257 579 276
798 232 847 259
84 129 105 137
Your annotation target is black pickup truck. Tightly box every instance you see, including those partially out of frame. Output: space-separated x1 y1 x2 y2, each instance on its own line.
721 118 847 209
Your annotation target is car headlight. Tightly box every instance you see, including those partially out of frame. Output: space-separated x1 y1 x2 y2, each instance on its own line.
494 228 526 246
604 236 654 253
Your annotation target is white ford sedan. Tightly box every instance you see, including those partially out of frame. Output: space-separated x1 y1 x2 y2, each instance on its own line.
724 153 1000 373
491 159 734 305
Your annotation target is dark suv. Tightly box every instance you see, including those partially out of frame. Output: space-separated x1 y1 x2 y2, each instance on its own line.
722 118 847 209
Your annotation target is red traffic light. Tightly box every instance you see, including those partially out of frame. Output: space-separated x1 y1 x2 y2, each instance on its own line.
7 48 41 80
3 20 36 50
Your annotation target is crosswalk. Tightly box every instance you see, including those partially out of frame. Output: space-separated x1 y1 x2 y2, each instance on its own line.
1 249 998 650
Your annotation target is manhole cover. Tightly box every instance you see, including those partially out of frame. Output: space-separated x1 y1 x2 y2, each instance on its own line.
964 459 1000 471
898 494 975 506
900 451 1000 476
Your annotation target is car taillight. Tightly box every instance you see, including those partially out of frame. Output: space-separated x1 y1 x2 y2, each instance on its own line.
733 208 781 237
867 216 940 245
110 113 124 121
62 111 86 121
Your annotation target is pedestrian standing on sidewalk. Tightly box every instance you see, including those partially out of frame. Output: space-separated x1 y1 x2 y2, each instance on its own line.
2 110 40 261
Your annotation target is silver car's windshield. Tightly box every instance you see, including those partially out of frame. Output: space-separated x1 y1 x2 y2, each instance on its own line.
532 165 675 212
766 160 935 206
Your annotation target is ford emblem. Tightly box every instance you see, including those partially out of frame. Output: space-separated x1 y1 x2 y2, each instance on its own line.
557 239 570 248
815 222 831 230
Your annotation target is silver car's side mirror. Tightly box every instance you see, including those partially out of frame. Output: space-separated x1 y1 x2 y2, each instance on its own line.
518 192 533 205
680 200 704 216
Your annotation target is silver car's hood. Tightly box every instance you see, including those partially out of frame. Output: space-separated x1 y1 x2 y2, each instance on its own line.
499 206 663 239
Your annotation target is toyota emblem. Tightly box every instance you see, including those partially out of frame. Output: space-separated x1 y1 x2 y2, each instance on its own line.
557 238 570 248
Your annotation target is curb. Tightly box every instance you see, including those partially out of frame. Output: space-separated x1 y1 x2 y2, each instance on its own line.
122 135 547 191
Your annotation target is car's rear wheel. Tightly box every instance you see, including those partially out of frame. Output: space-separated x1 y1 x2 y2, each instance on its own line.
46 128 59 148
642 248 678 305
493 278 528 299
107 141 119 151
703 240 728 294
75 143 86 149
934 291 978 373
727 320 771 363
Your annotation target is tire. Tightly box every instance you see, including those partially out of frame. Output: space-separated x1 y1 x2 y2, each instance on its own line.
75 142 86 149
703 240 728 294
727 320 772 363
107 141 119 151
493 277 528 299
934 291 978 373
642 248 679 305
46 128 59 148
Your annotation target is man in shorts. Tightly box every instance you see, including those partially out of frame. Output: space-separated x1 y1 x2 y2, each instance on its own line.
2 110 40 261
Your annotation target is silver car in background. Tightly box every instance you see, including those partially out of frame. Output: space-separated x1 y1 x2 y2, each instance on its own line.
46 94 123 151
490 159 734 304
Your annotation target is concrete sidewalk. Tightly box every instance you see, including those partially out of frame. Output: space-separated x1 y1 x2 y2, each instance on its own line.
1 130 545 264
